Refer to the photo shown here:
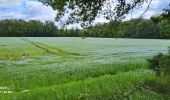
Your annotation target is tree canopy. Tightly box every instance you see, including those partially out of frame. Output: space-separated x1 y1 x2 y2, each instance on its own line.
38 0 148 26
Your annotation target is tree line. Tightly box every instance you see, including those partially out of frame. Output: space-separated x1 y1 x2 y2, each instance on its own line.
0 20 81 37
84 12 170 39
0 11 169 38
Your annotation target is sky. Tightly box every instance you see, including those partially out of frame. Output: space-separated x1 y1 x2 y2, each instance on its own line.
0 0 169 28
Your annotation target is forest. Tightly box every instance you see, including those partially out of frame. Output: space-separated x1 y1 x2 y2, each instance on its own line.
0 12 169 38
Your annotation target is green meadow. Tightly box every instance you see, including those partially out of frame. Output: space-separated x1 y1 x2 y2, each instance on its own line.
0 37 170 100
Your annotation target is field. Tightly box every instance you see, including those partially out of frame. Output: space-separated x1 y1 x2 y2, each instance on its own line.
0 37 170 100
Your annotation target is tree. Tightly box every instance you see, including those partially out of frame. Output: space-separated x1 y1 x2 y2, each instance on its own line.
151 7 170 39
44 21 58 36
135 20 161 38
148 48 170 77
0 20 59 37
39 0 149 26
158 19 170 38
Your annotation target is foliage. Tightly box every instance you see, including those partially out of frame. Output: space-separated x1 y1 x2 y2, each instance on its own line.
0 20 56 37
0 12 169 39
85 8 170 38
0 20 81 37
148 48 170 76
85 17 170 39
147 53 163 75
152 8 170 38
135 20 161 38
158 19 170 38
144 46 170 98
38 0 147 25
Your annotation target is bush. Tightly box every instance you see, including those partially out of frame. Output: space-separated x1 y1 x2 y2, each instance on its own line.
147 53 163 75
146 48 170 97
148 48 170 76
160 55 170 76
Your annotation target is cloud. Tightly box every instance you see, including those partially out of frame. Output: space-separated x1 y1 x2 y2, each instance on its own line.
94 17 109 23
125 0 170 20
0 0 22 8
0 0 169 28
0 12 26 20
0 0 57 22
23 1 57 22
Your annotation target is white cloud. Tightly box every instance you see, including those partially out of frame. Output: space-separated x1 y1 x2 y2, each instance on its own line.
23 1 57 22
0 0 57 22
0 12 26 20
125 0 170 20
0 0 169 28
94 17 109 24
67 23 82 29
0 0 22 8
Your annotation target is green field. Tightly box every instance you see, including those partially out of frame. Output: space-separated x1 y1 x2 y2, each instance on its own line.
0 37 170 100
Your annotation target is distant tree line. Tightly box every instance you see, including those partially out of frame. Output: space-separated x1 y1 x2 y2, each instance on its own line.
84 11 170 39
0 10 169 38
0 20 81 37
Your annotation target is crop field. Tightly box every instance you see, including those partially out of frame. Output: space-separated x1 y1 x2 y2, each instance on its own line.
0 37 170 100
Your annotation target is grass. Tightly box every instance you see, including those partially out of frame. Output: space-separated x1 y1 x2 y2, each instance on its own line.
2 70 157 100
0 37 170 100
0 62 147 91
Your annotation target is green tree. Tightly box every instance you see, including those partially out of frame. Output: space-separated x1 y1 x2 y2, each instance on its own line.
135 20 161 38
39 0 150 26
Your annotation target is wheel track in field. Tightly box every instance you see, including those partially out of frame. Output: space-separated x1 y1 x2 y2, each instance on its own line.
20 38 84 57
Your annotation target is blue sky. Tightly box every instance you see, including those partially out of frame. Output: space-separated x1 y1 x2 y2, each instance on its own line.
0 0 56 21
0 0 169 28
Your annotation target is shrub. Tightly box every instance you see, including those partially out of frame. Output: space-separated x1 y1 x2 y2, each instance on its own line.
147 53 163 75
160 55 170 76
148 48 170 76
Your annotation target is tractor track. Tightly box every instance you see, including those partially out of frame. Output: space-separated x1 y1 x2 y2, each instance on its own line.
20 38 83 57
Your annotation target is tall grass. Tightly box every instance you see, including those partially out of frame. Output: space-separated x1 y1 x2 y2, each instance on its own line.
0 62 147 92
1 69 155 100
